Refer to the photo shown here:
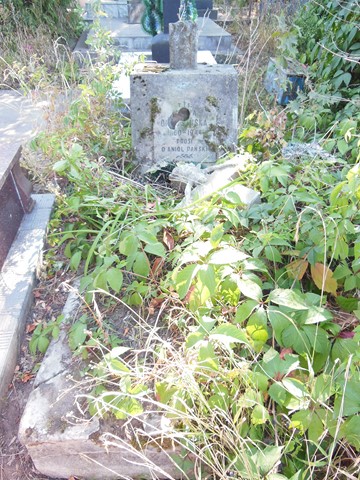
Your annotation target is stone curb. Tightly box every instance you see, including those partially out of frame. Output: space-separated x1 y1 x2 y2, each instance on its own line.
0 193 55 401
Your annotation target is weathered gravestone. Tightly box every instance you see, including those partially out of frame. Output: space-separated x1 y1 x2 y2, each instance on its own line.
151 0 181 63
0 144 34 270
130 17 238 173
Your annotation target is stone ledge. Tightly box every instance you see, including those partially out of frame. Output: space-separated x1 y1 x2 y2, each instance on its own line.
19 289 185 480
0 193 55 401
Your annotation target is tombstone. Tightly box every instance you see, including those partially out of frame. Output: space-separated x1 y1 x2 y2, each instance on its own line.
151 0 180 63
0 144 34 270
130 18 238 173
196 0 218 19
128 0 145 23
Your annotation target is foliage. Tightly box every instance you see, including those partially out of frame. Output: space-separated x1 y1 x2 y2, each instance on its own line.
29 314 64 355
284 0 360 163
0 0 83 43
47 141 360 478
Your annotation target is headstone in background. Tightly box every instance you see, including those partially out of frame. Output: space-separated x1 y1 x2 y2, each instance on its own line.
152 0 181 63
131 19 238 173
169 21 198 70
128 0 145 23
196 0 218 19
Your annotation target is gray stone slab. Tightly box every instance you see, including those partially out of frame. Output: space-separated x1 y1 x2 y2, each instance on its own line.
0 193 55 401
84 0 128 21
83 17 233 54
130 63 238 172
19 288 186 480
0 91 49 146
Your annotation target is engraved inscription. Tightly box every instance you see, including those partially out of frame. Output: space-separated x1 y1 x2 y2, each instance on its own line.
154 101 216 163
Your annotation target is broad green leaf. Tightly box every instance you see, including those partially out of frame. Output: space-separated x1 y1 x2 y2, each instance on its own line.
38 335 50 354
144 242 166 257
93 271 108 292
340 415 360 449
119 233 139 256
310 263 337 295
331 338 358 362
237 277 262 301
290 410 312 434
268 382 288 406
210 224 224 247
269 289 309 310
133 251 150 277
210 323 250 348
265 245 282 262
207 247 248 265
186 331 205 348
235 299 258 323
334 377 360 417
189 265 216 310
106 268 123 293
173 263 199 299
70 250 82 271
53 159 68 173
308 411 324 443
261 348 300 379
155 382 177 404
197 342 219 371
336 296 358 312
137 230 158 244
251 445 283 476
69 319 87 350
251 404 270 425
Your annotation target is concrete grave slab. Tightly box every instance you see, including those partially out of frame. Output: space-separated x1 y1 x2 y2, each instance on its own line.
76 17 234 56
0 91 49 146
0 193 55 400
19 290 188 480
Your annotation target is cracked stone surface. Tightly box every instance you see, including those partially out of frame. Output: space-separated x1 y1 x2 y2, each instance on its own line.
19 290 185 480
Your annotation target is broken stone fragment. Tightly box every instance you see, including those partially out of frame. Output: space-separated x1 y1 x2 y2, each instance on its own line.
177 154 261 207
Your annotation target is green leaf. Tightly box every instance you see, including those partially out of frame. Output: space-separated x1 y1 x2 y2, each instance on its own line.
37 335 50 354
251 404 270 425
334 377 360 417
269 289 309 310
251 445 283 476
173 264 199 299
137 230 158 244
235 299 258 323
207 247 248 264
69 319 87 350
119 233 139 256
197 341 219 371
53 159 68 173
265 245 282 262
133 251 150 277
237 277 262 301
336 296 359 312
210 323 250 348
106 268 123 293
144 242 166 257
210 224 224 247
340 415 360 449
155 382 177 404
70 250 82 271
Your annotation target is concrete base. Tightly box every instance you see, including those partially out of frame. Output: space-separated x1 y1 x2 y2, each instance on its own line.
0 193 55 400
84 0 129 21
19 290 186 480
74 17 235 57
130 63 238 172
